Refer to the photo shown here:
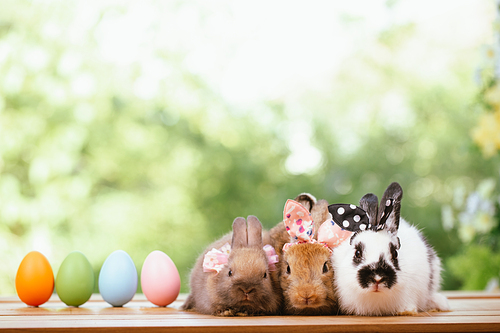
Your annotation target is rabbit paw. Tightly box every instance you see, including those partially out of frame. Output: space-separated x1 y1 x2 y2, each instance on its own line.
396 305 418 316
430 293 450 312
216 309 235 317
215 309 251 317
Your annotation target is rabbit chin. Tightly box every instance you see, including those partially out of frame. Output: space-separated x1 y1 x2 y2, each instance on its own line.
285 301 334 316
228 290 268 310
285 290 336 315
224 298 268 316
290 294 326 309
339 283 406 316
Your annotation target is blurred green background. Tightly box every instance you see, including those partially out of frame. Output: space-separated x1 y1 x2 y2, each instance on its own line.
1 0 499 295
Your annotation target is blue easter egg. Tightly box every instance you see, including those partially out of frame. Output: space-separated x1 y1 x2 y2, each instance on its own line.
98 250 137 307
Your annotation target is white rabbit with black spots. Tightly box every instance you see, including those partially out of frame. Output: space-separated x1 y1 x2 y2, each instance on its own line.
330 182 450 316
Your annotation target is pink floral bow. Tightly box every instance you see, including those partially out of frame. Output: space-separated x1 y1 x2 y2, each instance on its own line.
203 243 231 273
203 243 279 273
283 199 353 252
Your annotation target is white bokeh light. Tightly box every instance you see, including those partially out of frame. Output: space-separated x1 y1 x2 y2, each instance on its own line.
66 0 491 174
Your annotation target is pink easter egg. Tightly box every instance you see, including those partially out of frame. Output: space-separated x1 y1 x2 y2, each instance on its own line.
141 251 180 307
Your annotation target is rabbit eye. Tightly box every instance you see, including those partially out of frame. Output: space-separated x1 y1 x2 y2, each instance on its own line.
286 264 291 274
263 272 267 279
353 243 364 265
228 269 232 277
323 262 328 273
391 247 398 259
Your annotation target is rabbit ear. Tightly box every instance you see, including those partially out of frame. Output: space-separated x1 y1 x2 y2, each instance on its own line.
359 193 378 228
293 193 317 212
232 217 248 249
377 182 403 234
328 204 370 232
246 215 263 248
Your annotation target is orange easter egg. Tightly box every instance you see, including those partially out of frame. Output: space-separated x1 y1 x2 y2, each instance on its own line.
15 251 54 306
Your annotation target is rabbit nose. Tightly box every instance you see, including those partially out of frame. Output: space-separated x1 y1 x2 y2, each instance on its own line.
373 275 386 291
241 288 255 299
298 291 317 305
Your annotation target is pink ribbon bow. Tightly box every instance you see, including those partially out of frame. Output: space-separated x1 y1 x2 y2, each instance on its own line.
203 243 279 273
317 215 353 248
263 244 279 271
283 199 353 252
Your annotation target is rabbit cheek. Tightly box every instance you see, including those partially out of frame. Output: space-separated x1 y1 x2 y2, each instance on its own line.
357 255 397 292
213 273 236 305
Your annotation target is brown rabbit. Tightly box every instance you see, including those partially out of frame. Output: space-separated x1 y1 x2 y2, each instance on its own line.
181 216 282 316
269 194 338 315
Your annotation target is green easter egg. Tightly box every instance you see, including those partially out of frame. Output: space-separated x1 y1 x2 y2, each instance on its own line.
56 251 94 307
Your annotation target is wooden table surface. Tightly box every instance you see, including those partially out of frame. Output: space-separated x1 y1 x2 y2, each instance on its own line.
0 292 499 332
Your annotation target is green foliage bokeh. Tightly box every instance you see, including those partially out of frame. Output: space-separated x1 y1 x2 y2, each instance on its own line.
0 0 498 294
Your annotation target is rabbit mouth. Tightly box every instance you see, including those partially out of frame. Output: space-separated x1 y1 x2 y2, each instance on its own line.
370 280 387 292
235 288 264 305
233 298 258 310
293 295 324 308
285 293 337 315
236 295 256 304
234 286 254 299
239 299 255 305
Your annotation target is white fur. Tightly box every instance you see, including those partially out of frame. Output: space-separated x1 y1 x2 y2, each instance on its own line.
332 218 450 316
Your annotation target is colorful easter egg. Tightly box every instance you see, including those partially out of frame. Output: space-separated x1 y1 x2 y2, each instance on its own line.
98 250 137 307
55 251 94 307
15 251 54 306
141 250 181 307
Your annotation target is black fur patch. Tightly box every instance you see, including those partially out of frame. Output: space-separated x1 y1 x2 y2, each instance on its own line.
419 231 437 293
389 243 400 271
352 242 364 266
357 255 397 289
349 232 359 245
426 243 436 292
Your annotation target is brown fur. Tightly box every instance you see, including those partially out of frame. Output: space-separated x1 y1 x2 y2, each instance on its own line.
269 194 339 315
181 216 282 316
281 243 337 315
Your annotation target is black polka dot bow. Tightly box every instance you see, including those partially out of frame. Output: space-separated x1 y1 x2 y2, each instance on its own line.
328 199 395 232
327 203 370 232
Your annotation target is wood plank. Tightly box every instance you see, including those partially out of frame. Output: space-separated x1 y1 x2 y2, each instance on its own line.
443 291 500 299
1 315 500 333
0 293 499 332
2 295 499 316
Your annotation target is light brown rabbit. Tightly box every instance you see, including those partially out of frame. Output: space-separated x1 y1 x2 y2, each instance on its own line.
269 194 338 315
181 216 282 316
